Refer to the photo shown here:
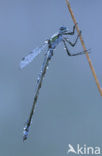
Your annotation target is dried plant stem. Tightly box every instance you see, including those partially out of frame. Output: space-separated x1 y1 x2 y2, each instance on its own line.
66 0 102 96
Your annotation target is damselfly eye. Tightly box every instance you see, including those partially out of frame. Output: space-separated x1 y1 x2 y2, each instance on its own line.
59 26 66 30
59 26 67 33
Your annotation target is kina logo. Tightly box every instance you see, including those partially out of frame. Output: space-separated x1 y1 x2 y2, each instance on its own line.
67 144 101 155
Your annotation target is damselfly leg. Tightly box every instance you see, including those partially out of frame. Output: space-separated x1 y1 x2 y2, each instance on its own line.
64 31 81 47
63 39 90 56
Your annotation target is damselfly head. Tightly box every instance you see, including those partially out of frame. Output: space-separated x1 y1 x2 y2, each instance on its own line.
59 26 67 34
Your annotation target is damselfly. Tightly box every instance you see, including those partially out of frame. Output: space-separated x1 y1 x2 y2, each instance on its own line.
20 24 89 141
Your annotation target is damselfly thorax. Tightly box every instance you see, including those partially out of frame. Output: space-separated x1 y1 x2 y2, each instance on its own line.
50 33 63 49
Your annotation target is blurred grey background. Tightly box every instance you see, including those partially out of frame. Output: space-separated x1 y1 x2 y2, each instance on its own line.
0 0 102 155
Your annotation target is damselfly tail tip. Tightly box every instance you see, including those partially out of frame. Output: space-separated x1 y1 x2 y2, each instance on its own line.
23 135 27 142
23 121 30 142
23 132 28 142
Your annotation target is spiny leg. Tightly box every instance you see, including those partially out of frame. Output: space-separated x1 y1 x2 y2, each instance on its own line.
63 40 71 56
63 39 90 56
64 31 81 47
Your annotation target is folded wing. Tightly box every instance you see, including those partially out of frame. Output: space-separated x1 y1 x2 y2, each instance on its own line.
20 42 48 69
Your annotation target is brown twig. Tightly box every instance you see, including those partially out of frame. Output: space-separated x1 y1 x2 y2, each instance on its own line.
66 0 102 96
